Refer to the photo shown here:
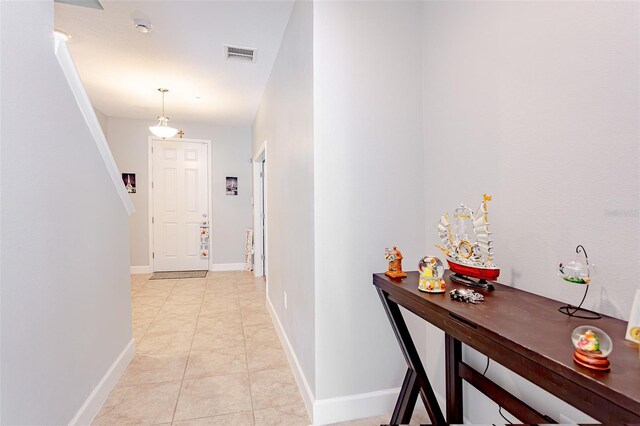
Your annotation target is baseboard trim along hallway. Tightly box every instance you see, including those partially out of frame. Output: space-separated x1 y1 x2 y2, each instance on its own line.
209 263 245 271
313 387 401 425
130 265 152 274
266 296 401 425
131 264 246 274
266 296 315 420
69 338 136 426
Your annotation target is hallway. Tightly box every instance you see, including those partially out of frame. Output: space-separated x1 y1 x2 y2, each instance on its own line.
93 271 309 425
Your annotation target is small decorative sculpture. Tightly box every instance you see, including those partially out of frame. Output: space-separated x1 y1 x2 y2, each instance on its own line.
576 329 600 352
418 256 446 293
557 245 601 320
436 194 499 290
385 247 407 278
450 289 484 304
571 326 612 371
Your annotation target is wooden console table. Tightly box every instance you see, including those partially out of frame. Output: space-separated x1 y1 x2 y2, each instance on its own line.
373 270 640 424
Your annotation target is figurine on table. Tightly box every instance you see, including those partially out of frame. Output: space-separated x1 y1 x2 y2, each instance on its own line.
418 256 446 293
385 246 407 278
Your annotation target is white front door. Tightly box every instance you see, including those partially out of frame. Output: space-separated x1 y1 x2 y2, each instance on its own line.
152 139 209 271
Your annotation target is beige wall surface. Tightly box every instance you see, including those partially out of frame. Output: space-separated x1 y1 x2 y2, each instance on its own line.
421 1 639 422
106 118 253 268
313 0 427 401
0 1 132 423
252 0 316 391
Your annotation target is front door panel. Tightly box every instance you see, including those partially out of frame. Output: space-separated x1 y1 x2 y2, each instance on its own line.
153 140 208 271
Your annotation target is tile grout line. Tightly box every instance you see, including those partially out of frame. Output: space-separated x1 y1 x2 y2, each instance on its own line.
131 279 173 345
168 411 254 425
131 278 178 354
96 278 178 424
237 271 259 425
129 274 260 425
121 275 313 425
170 278 208 424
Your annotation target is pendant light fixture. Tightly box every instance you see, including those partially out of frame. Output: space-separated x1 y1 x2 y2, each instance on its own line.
149 88 178 139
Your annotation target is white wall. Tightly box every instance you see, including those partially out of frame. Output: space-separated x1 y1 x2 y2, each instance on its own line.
94 107 108 137
252 0 316 392
421 1 639 423
0 1 132 423
106 118 252 268
314 0 427 403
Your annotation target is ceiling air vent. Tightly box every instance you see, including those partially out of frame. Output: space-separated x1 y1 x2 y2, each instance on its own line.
225 45 257 63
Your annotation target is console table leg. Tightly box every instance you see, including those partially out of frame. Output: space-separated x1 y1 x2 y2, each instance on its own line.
376 288 446 425
445 334 463 424
391 369 419 425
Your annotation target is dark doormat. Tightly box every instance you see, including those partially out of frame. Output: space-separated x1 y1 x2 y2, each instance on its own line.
149 270 208 280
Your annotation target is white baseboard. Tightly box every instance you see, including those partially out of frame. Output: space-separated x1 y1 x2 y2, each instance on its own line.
69 338 135 426
266 296 315 421
267 295 410 425
314 387 400 425
209 263 245 272
132 264 246 274
130 265 151 274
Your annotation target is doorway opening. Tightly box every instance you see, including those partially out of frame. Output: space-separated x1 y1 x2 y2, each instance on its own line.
148 137 212 272
253 141 267 278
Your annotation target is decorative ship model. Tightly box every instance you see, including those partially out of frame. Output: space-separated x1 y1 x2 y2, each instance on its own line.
436 194 499 290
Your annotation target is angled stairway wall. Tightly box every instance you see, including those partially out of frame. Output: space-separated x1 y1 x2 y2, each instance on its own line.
1 1 134 423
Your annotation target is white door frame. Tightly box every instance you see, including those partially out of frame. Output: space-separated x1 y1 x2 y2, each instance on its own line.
252 141 268 279
148 136 213 271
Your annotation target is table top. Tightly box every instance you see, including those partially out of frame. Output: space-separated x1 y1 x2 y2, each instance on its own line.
373 270 640 414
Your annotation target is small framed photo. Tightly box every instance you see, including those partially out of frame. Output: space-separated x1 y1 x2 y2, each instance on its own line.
226 177 238 195
122 173 136 194
625 289 640 343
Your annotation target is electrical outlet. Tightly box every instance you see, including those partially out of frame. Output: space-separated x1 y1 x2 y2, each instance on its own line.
284 291 288 309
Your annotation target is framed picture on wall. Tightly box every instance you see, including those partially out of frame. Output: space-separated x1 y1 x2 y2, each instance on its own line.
625 289 640 343
226 176 238 195
122 173 136 193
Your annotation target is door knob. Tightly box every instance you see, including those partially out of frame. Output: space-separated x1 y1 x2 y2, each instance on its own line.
202 213 208 218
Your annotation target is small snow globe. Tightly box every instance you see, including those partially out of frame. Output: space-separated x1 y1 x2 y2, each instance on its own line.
571 326 612 371
418 256 446 293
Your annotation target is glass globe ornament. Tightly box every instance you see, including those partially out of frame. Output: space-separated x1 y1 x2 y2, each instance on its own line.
558 255 595 285
557 245 601 320
572 326 612 357
418 256 446 293
571 325 612 371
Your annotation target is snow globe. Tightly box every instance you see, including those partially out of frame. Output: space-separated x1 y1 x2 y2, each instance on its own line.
418 256 446 293
571 326 612 371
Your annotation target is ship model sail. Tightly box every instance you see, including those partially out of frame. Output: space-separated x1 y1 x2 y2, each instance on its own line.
436 194 499 289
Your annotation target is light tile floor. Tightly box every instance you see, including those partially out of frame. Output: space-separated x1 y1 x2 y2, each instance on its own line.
93 271 310 426
93 271 430 426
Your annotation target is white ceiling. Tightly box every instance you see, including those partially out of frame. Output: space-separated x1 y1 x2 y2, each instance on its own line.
54 0 295 126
